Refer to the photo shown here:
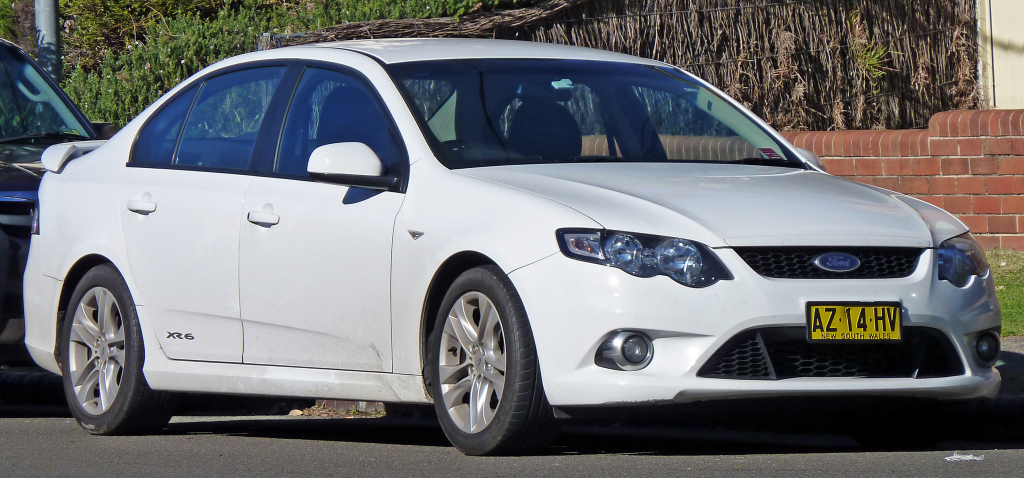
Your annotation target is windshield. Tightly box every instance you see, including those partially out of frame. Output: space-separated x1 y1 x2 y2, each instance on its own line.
0 44 90 150
388 59 800 170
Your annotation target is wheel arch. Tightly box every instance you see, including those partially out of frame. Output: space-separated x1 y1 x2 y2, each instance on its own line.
52 254 115 371
419 250 498 394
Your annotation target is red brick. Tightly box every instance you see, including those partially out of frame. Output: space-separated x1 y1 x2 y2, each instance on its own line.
956 176 986 194
958 137 983 156
877 131 894 157
896 131 913 157
1012 138 1024 155
854 158 883 176
1003 235 1024 251
929 111 952 137
1018 176 1024 193
842 132 857 158
851 177 874 186
973 195 1002 214
976 235 1001 250
978 111 994 136
818 133 835 156
987 176 1016 194
959 215 987 233
967 110 982 136
949 111 967 137
927 177 957 194
804 132 821 154
874 177 900 191
1011 110 1024 136
912 157 940 175
824 158 855 176
830 132 845 156
989 215 1019 234
899 176 928 194
929 138 959 156
848 132 864 156
789 132 808 149
942 195 972 213
940 157 969 175
1004 196 1024 214
814 132 830 156
1000 157 1024 175
917 195 944 207
917 131 930 156
984 137 1013 155
864 131 881 157
883 157 913 175
969 157 999 174
998 110 1013 136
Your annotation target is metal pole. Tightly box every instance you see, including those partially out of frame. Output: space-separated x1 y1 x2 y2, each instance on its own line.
34 0 61 83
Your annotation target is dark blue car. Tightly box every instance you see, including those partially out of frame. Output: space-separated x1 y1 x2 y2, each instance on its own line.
0 38 109 365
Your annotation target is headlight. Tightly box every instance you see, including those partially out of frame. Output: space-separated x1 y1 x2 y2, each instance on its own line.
936 233 989 287
556 228 732 287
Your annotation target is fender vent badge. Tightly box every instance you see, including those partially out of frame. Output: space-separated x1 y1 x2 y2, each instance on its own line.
408 230 425 240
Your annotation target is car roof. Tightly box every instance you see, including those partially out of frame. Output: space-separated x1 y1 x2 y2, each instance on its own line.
293 38 666 66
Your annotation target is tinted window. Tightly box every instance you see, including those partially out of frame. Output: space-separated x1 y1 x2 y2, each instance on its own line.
132 86 197 165
0 44 90 150
276 67 402 177
389 59 796 169
176 67 284 170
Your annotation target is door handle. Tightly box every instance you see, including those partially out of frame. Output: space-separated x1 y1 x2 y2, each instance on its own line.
247 211 280 226
127 200 157 215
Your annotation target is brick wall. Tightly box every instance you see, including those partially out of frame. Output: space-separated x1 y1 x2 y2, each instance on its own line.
779 110 1024 250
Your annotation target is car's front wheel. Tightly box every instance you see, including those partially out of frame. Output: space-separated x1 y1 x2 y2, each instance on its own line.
60 264 176 434
427 265 554 455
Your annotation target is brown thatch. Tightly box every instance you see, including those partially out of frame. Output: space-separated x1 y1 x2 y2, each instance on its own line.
262 0 591 46
266 0 978 132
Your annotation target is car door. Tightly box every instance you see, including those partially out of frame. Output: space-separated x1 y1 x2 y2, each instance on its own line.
238 65 405 371
118 65 288 363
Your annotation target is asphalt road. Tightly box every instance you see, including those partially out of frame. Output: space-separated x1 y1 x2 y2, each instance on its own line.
2 338 1023 477
2 405 1024 478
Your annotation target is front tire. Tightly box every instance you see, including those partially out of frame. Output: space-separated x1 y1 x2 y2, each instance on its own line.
427 266 554 455
60 264 175 434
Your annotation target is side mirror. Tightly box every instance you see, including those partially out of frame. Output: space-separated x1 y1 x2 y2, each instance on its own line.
307 142 399 191
91 122 120 140
795 147 825 171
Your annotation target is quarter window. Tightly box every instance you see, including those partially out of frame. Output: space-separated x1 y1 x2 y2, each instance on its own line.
132 86 197 165
276 67 402 177
175 67 284 170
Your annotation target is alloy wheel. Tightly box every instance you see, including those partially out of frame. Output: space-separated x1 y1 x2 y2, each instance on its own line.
438 291 507 433
67 287 125 415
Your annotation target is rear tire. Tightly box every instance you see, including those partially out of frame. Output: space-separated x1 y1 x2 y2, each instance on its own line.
60 264 176 434
426 266 555 455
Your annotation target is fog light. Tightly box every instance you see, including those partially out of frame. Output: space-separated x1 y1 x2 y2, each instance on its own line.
622 335 650 364
975 332 1000 364
595 331 653 371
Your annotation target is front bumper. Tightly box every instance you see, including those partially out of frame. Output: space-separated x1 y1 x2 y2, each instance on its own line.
508 247 1001 406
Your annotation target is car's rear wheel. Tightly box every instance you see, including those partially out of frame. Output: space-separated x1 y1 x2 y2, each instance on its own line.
427 265 554 455
61 264 175 434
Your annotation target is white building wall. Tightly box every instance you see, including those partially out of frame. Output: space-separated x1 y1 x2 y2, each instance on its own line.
978 0 1024 108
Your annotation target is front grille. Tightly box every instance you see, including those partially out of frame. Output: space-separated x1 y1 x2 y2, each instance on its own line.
734 247 924 279
698 327 964 380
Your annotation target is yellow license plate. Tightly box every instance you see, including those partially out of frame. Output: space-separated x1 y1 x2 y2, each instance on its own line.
806 302 902 342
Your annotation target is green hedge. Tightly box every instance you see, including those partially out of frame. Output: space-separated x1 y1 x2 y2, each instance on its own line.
61 0 535 126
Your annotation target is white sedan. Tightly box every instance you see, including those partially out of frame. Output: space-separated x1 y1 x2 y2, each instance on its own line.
25 39 1000 454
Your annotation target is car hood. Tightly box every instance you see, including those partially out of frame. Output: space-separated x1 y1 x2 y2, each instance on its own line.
459 163 938 248
0 145 45 192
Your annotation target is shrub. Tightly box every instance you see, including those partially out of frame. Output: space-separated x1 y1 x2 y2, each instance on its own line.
60 0 535 126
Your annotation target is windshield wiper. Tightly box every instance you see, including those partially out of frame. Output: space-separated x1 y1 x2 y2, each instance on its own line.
735 157 800 167
0 132 91 145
